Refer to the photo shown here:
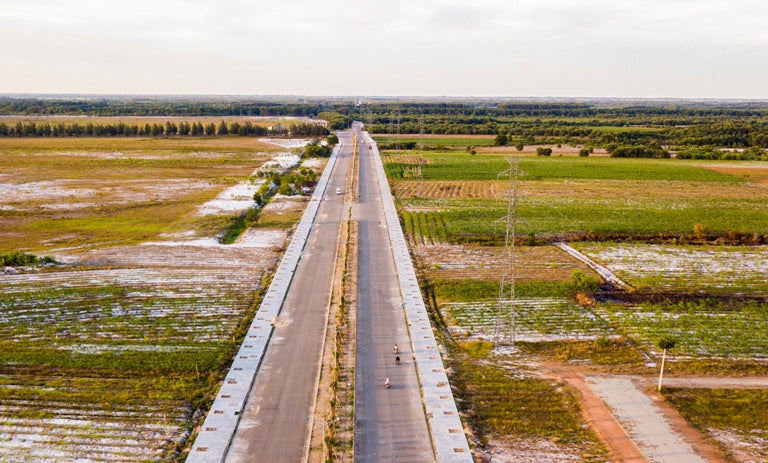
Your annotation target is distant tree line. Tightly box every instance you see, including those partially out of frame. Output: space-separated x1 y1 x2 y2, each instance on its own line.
6 97 768 149
0 120 328 138
0 98 328 117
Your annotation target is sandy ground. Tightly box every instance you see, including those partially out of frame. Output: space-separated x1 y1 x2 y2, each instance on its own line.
586 376 708 463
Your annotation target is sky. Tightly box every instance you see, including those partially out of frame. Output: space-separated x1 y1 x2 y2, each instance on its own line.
2 0 768 98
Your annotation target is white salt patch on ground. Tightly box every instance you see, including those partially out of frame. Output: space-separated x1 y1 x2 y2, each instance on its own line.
586 376 707 463
56 344 200 354
144 228 286 249
196 179 264 215
258 138 313 149
237 228 287 247
261 153 301 170
261 196 305 213
708 428 768 462
0 181 96 201
578 244 768 291
301 157 323 169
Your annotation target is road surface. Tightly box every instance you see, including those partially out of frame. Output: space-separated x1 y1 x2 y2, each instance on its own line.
225 133 352 462
353 125 434 462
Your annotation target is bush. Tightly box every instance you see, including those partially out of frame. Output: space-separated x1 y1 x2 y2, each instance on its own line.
0 252 57 267
578 148 590 157
570 270 600 295
326 134 339 145
304 141 332 157
536 147 552 156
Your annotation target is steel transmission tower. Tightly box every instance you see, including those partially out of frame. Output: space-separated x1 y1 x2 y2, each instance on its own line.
494 159 523 346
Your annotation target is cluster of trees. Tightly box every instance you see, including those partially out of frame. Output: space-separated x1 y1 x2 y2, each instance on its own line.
276 168 319 196
676 146 768 161
0 120 329 138
607 142 669 158
288 122 329 136
0 252 56 267
304 140 332 157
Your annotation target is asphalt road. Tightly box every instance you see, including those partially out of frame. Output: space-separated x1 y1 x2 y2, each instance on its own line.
225 132 352 462
353 128 434 462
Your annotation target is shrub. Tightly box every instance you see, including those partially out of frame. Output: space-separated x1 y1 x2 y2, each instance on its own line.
570 270 600 295
536 147 553 156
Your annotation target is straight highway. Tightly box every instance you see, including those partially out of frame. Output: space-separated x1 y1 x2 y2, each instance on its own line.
353 124 434 462
225 132 352 462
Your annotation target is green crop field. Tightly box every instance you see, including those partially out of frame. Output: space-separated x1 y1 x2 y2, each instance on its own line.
398 196 768 242
384 152 744 182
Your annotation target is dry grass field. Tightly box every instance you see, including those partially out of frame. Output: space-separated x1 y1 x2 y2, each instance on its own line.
0 137 283 252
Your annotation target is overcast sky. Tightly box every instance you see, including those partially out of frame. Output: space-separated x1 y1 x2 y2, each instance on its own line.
2 0 767 98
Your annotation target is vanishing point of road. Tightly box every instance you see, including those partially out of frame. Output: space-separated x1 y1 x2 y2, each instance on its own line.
224 124 434 462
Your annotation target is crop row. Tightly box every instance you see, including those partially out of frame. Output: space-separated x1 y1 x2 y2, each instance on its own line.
443 298 612 342
400 196 768 240
575 243 768 294
401 211 448 244
601 301 768 358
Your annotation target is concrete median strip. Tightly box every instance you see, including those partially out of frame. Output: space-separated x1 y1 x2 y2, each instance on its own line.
365 133 472 462
187 144 342 463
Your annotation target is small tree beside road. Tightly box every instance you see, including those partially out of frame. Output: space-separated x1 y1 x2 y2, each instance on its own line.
657 336 677 391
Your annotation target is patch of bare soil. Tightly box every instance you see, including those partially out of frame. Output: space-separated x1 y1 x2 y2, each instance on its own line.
699 164 768 185
413 243 595 282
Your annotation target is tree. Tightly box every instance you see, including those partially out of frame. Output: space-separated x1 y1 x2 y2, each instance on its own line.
657 336 676 391
217 120 229 135
579 148 590 157
515 141 524 151
205 123 216 136
494 132 508 146
327 134 339 146
536 147 552 156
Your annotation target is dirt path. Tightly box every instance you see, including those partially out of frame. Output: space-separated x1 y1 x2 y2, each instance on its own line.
545 364 736 463
585 375 725 463
545 363 647 462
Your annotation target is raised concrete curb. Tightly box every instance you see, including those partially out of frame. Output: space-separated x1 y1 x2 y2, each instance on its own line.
364 132 473 462
187 145 342 463
554 242 633 291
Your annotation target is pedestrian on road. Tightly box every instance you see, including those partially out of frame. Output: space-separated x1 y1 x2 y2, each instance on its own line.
393 344 399 354
395 355 400 365
385 377 390 389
